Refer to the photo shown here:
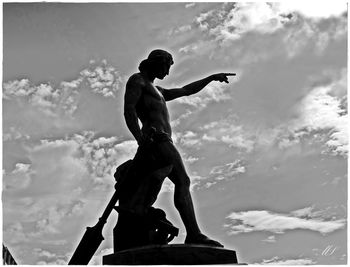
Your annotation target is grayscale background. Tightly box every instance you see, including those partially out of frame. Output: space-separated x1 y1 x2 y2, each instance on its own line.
3 2 347 264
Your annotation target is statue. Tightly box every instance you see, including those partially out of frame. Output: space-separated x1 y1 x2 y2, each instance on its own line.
68 50 237 265
116 49 236 249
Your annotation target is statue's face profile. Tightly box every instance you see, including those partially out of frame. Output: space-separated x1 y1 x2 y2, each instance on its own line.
154 59 172 80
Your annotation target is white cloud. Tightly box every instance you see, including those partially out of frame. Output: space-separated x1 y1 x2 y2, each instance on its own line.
3 127 31 141
195 3 291 42
80 60 123 98
200 116 255 152
196 160 246 189
3 222 29 245
176 131 202 149
287 83 348 156
3 60 124 121
189 2 346 61
175 82 231 108
291 206 316 218
185 2 195 9
252 69 348 156
183 154 199 164
34 248 57 259
195 2 346 42
3 80 60 116
261 235 276 243
169 25 192 36
3 131 140 254
3 78 82 117
277 2 346 19
3 163 33 190
170 109 193 128
202 133 218 142
37 258 67 265
259 256 316 265
210 160 245 176
12 163 31 173
72 132 138 180
226 209 345 235
3 79 33 98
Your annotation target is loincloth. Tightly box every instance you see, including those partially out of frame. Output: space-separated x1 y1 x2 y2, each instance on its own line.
151 131 173 144
129 131 173 176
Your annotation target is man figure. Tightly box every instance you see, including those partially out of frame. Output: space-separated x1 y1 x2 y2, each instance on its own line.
124 49 235 247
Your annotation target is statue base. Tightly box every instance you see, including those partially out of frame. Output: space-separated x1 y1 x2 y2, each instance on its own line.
103 244 239 265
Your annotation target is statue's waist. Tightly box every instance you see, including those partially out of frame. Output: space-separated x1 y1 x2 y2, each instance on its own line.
151 131 173 144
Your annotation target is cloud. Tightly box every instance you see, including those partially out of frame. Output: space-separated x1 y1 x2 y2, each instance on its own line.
210 160 246 177
226 209 345 235
3 80 61 116
184 2 346 62
261 235 276 243
277 2 346 18
3 127 31 141
182 154 199 164
170 109 193 128
3 222 29 245
168 25 192 37
195 3 291 42
174 82 231 108
176 131 202 149
259 256 316 265
282 12 347 58
34 248 57 260
185 3 195 9
248 69 348 156
3 60 124 120
195 2 346 43
195 160 246 189
3 163 33 190
3 132 138 255
80 59 123 98
200 116 255 152
3 77 84 118
74 132 137 180
286 78 348 156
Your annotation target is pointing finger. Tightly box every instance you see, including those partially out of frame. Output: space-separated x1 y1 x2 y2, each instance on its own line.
224 73 236 76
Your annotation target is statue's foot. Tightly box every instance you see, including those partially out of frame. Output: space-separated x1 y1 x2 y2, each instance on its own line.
185 233 224 248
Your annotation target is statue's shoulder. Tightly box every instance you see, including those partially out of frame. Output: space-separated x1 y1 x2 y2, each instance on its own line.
127 73 146 87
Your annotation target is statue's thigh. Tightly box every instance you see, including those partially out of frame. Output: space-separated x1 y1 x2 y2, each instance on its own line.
155 142 189 183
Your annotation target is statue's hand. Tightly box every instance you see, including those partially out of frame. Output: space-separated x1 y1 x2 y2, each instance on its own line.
211 73 236 83
137 128 156 147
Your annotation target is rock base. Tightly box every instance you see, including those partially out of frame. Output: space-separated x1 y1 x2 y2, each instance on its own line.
103 244 239 265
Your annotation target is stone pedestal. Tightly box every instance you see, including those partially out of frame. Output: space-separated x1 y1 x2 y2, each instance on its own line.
103 244 239 265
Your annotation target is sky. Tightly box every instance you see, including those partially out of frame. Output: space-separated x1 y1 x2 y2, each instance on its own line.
2 1 348 265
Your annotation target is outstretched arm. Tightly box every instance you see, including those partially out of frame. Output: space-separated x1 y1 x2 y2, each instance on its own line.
160 73 236 101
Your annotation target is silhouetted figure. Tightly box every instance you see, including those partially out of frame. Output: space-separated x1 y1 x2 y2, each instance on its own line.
113 158 178 252
121 49 235 248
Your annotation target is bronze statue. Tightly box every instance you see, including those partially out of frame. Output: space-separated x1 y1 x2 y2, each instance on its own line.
122 49 236 247
68 50 236 264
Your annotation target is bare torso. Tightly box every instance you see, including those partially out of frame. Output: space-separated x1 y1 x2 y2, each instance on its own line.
133 73 172 136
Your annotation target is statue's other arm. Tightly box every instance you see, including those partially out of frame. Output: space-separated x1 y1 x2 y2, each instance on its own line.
124 76 144 145
159 73 236 101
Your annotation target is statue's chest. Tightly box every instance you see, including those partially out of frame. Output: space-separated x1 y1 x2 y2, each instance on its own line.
143 84 165 104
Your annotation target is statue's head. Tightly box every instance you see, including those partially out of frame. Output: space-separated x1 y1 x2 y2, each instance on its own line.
138 49 174 79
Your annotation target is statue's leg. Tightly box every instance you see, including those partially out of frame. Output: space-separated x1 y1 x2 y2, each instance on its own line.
154 141 223 247
125 165 173 215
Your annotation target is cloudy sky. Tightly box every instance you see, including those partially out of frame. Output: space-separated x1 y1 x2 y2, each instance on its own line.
2 1 347 265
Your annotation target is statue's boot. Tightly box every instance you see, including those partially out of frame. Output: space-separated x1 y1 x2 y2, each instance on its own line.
185 233 224 247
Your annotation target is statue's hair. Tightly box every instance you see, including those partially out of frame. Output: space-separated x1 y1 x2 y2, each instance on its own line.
138 49 174 72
